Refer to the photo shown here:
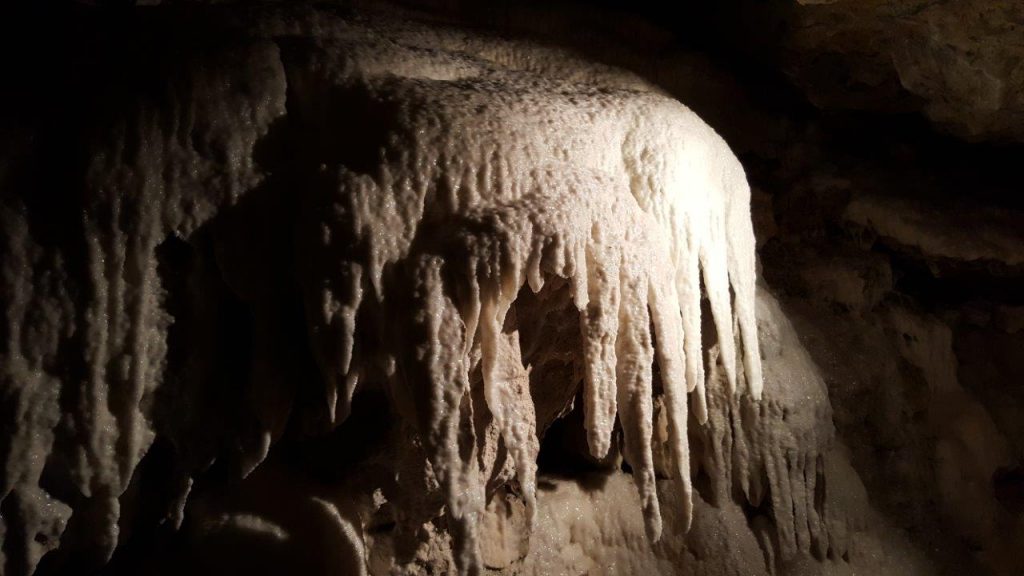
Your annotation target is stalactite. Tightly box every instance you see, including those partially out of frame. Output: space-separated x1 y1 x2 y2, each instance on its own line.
1 10 764 576
291 21 764 569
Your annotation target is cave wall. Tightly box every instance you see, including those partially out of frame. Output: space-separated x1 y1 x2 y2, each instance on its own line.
1 2 1022 575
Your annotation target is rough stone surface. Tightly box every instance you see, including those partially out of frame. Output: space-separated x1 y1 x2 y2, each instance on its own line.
2 2 1022 576
2 4 762 575
784 0 1024 142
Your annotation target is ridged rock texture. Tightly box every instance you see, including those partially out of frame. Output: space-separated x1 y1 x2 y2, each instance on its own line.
2 5 763 575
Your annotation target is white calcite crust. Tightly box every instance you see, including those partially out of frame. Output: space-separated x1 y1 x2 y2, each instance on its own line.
290 16 763 574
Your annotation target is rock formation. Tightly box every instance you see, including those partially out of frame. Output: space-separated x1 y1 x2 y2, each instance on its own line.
1 2 1021 575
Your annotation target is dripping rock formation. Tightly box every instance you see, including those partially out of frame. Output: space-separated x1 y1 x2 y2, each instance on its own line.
2 2 1022 576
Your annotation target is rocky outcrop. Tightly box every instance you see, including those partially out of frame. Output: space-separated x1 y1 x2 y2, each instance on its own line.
0 5 770 575
2 2 1021 575
783 0 1024 142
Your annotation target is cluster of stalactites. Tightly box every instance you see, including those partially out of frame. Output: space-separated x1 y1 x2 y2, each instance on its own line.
311 158 763 574
0 11 764 576
293 40 766 572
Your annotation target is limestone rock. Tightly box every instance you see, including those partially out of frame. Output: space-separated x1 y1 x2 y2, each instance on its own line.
784 0 1024 141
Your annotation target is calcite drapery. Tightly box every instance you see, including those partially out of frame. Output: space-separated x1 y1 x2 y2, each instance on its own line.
0 8 762 575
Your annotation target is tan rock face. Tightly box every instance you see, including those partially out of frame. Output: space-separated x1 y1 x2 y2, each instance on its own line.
783 0 1024 141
